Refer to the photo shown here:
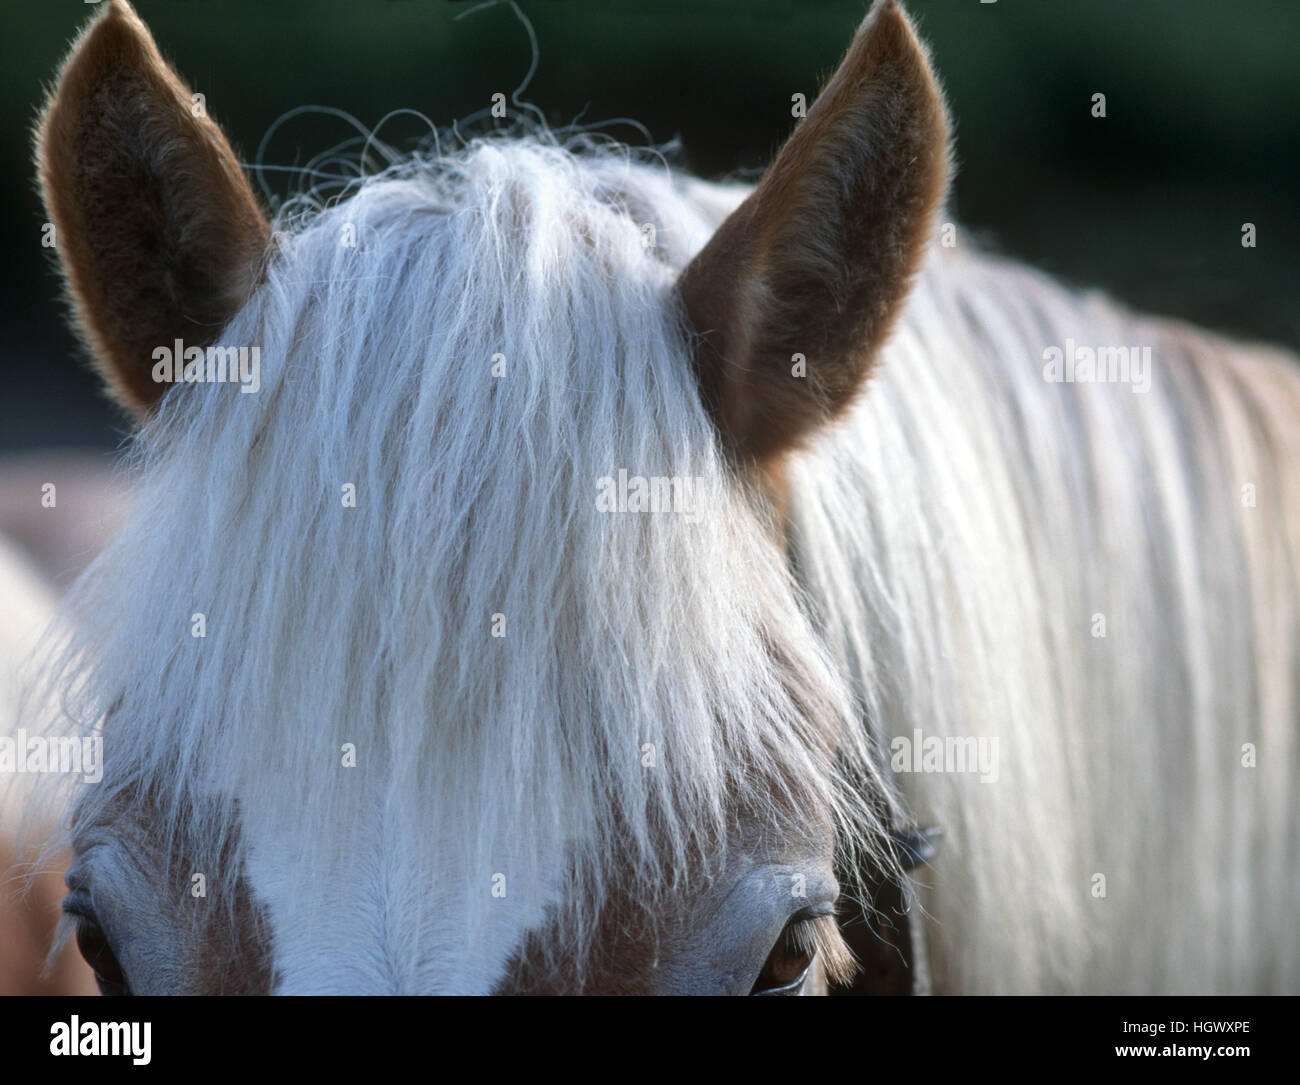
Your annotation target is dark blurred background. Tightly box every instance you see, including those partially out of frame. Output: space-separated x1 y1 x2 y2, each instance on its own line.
4 0 1297 452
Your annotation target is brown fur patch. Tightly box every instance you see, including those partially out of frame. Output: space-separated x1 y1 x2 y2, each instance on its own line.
677 0 950 465
66 786 274 995
36 0 269 417
496 721 849 994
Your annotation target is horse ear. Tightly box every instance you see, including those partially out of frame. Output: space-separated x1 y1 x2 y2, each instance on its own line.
36 0 270 418
677 0 950 463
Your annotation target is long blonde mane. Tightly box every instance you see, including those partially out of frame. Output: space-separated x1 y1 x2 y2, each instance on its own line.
792 244 1300 992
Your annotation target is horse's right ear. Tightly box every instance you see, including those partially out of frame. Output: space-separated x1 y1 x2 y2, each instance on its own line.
677 0 950 464
36 0 270 418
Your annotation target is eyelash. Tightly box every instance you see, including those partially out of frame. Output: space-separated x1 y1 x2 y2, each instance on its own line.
786 913 855 985
751 905 855 995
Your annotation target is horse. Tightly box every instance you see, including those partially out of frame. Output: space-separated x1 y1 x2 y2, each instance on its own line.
28 0 1298 994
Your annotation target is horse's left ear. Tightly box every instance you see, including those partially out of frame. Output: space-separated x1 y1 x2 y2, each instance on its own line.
677 0 950 463
36 0 270 418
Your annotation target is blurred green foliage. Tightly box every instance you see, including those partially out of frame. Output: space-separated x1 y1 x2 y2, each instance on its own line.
4 0 1297 448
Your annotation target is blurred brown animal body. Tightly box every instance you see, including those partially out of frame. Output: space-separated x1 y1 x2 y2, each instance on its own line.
0 459 121 996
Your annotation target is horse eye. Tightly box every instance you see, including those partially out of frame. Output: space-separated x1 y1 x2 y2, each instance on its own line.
750 921 816 996
65 901 131 996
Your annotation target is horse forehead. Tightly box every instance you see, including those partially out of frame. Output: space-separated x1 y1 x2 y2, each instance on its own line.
239 800 569 994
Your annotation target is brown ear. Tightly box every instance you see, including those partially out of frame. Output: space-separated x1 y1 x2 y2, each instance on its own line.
677 0 950 463
36 0 270 418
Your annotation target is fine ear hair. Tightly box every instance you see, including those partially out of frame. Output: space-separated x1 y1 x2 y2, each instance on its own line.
36 0 271 418
677 0 950 463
